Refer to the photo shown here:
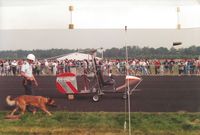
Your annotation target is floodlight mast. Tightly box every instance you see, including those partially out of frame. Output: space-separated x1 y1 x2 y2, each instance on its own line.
173 4 182 48
68 0 74 30
176 6 181 30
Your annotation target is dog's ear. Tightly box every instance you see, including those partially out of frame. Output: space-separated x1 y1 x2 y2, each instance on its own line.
47 98 57 107
48 98 56 104
47 98 52 103
48 98 53 103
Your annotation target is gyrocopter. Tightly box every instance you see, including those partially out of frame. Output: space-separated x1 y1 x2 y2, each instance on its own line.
56 49 142 102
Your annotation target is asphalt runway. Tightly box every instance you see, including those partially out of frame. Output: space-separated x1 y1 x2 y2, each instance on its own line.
1 75 200 112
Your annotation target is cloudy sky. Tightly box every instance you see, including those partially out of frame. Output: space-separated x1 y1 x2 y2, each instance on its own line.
0 0 200 50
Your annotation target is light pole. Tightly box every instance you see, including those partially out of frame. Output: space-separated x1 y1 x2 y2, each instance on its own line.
176 6 181 30
124 25 132 135
68 4 74 29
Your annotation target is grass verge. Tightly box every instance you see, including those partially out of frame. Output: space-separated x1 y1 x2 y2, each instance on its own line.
0 111 200 135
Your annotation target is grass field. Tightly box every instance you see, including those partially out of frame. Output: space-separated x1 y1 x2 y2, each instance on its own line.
1 111 200 135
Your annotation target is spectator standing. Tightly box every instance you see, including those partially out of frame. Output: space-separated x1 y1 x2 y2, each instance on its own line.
163 59 169 74
169 59 175 74
196 58 200 75
43 59 50 74
4 60 10 76
35 61 41 75
0 60 3 76
52 61 58 75
154 60 161 75
11 60 18 76
178 61 184 75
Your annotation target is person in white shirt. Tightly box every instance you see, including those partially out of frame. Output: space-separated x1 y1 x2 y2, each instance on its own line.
21 54 38 95
52 61 58 75
11 60 18 76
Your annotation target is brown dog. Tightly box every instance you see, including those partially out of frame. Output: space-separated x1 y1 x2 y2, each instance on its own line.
6 95 56 116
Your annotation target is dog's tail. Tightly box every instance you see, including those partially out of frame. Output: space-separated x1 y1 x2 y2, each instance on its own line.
6 96 16 106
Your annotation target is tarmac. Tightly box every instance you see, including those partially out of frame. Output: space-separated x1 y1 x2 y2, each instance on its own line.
1 75 200 112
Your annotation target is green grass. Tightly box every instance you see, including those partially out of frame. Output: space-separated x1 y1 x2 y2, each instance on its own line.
1 111 200 135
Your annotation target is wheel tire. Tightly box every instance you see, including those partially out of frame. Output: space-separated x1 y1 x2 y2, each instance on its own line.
93 95 99 102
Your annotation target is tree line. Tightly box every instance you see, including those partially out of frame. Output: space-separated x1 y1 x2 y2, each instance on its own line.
0 46 200 60
103 45 200 59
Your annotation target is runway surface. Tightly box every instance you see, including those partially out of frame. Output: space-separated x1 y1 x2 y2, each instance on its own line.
1 75 200 112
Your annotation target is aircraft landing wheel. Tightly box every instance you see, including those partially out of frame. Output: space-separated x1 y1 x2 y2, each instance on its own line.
93 95 99 102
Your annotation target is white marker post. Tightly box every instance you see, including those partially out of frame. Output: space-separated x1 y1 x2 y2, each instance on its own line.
125 26 131 135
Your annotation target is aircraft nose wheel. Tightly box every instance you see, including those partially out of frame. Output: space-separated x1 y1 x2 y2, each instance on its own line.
93 95 99 102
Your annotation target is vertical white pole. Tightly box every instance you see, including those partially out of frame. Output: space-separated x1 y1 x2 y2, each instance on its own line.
68 0 74 29
125 26 131 135
124 26 127 132
176 6 181 30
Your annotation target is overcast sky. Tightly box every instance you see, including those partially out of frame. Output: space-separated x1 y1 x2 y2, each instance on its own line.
0 0 200 50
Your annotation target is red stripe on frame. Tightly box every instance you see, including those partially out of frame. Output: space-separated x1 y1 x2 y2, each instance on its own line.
66 82 78 94
57 72 75 77
56 82 67 94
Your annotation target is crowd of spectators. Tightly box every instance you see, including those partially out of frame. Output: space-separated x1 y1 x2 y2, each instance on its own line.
1 58 200 76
